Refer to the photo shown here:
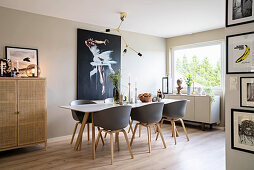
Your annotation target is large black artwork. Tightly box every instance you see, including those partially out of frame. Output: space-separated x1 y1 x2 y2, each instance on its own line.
77 29 121 100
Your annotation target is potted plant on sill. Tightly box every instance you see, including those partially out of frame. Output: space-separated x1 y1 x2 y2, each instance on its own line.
109 70 121 104
185 73 193 95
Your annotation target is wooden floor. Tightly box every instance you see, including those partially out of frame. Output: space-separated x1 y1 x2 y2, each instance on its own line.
0 124 225 170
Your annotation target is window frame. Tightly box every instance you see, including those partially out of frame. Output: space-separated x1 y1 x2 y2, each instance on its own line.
171 40 225 91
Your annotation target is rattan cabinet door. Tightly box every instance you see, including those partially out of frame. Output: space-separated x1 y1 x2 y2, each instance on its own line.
18 79 46 146
0 80 18 149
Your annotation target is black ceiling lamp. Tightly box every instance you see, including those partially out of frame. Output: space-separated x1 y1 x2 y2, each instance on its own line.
104 12 143 57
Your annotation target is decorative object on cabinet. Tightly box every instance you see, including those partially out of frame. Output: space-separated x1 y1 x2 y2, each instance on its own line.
0 78 47 151
231 109 254 154
26 64 40 77
77 28 121 100
5 46 38 77
226 0 254 27
176 79 183 94
103 12 142 57
240 77 254 108
162 76 173 94
0 58 12 77
165 94 220 130
109 70 121 104
226 31 254 74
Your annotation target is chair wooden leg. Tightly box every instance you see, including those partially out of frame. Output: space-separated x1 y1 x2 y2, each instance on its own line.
128 120 134 134
97 127 104 146
175 127 179 137
116 132 120 151
130 123 138 146
87 123 90 141
95 129 103 150
179 118 189 141
147 126 151 153
70 122 79 144
171 120 177 145
104 132 107 138
139 124 142 137
160 119 164 128
110 132 114 165
122 129 134 159
156 124 166 148
156 130 159 140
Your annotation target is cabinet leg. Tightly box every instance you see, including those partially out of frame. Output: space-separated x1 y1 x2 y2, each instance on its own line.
201 123 205 131
44 141 47 151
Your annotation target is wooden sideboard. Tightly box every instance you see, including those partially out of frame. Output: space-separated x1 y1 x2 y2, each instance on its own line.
0 78 47 151
165 94 220 129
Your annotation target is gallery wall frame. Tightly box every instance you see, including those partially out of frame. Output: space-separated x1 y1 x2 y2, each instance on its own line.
226 31 254 74
226 0 254 27
5 46 39 77
231 109 254 154
240 77 254 108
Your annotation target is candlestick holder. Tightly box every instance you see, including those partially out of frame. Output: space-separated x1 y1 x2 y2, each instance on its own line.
128 82 131 103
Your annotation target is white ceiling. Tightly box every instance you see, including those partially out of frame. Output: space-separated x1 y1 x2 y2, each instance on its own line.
0 0 225 38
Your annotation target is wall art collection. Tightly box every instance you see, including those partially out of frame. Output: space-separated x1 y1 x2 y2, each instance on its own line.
226 0 254 155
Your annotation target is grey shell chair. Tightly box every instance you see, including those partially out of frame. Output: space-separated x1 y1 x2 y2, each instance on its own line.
130 102 166 153
93 105 133 165
70 100 104 149
157 100 189 145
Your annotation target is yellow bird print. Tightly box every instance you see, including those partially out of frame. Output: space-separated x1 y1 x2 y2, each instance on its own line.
235 45 250 63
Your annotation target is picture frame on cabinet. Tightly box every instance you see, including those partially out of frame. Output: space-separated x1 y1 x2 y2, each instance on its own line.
231 109 254 154
5 46 39 77
240 77 254 108
226 31 254 74
226 0 254 27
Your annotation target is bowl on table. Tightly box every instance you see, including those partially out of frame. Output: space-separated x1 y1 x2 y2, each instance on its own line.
138 93 152 103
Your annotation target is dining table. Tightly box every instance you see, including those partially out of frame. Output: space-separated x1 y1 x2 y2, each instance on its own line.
60 99 182 159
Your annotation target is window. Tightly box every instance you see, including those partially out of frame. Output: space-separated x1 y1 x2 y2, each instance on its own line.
173 42 223 88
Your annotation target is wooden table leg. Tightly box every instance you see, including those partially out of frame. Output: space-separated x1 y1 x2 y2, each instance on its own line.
74 112 89 151
92 113 96 160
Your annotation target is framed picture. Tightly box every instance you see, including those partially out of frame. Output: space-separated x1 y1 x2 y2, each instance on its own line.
240 77 254 108
226 0 254 27
162 77 173 94
231 109 254 154
226 31 254 74
5 46 38 77
77 29 121 100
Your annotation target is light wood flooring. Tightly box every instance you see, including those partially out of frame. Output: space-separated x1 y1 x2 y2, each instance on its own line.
0 124 225 170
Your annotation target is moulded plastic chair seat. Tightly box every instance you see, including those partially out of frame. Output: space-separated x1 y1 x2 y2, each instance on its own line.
69 100 104 149
158 100 189 145
70 100 96 123
130 102 166 153
93 105 134 164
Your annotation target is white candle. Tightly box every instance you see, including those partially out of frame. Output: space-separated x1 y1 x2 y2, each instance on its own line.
128 74 131 84
0 61 3 76
17 61 19 72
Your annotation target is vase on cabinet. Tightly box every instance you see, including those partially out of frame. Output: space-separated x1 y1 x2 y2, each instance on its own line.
187 86 191 95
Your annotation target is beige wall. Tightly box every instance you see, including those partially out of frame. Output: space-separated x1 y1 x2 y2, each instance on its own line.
0 6 166 138
166 28 226 126
225 23 254 170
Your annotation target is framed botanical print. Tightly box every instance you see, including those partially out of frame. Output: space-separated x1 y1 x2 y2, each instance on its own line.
226 0 254 27
5 46 38 77
231 109 254 154
226 31 254 74
240 77 254 108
